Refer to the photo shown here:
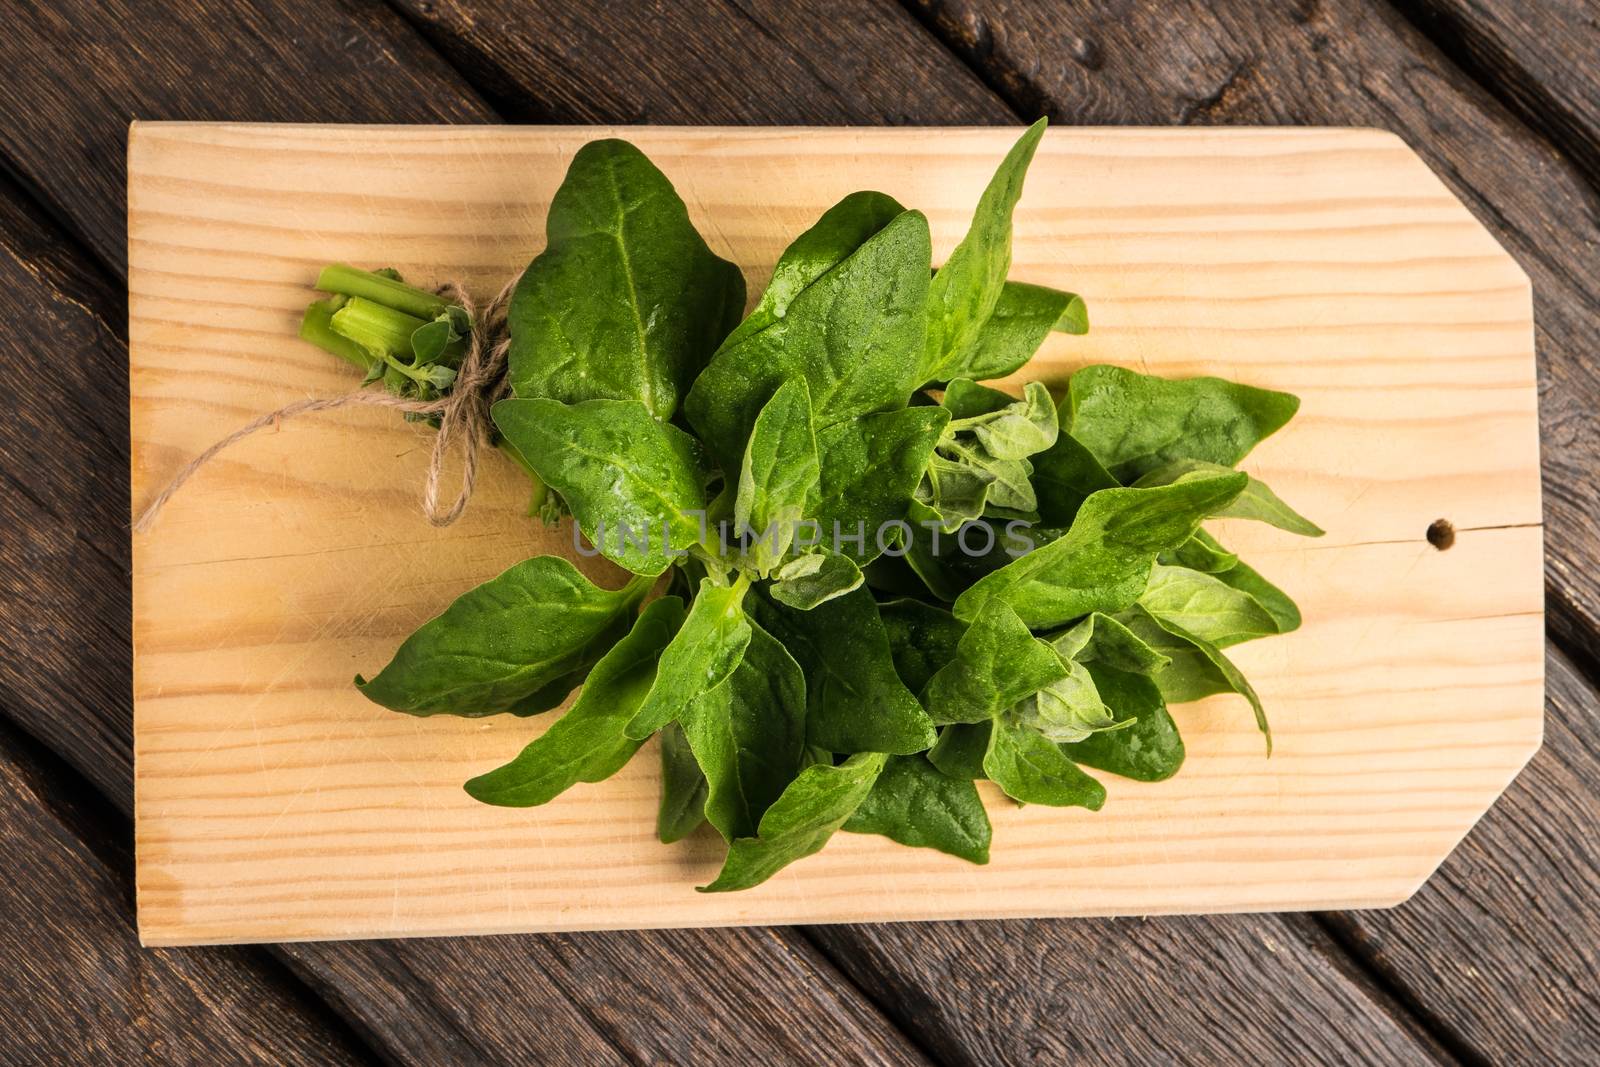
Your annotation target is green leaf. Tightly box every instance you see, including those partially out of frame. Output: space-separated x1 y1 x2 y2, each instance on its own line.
734 378 820 575
1122 605 1271 752
1067 364 1301 481
923 599 1069 725
1138 564 1282 648
1213 557 1302 635
922 118 1048 384
954 474 1247 630
941 440 1036 512
463 597 685 807
984 715 1106 809
625 578 753 739
508 139 745 418
686 209 933 469
494 398 708 576
1047 611 1171 675
1135 459 1323 537
878 598 968 694
1013 657 1126 743
721 190 905 352
949 380 1058 460
928 722 991 780
657 720 709 843
1062 663 1185 782
754 588 937 755
949 280 1087 382
679 620 807 842
813 406 950 564
356 558 647 717
769 551 863 610
1030 430 1119 528
843 755 991 864
916 454 997 533
700 752 887 892
1159 528 1238 573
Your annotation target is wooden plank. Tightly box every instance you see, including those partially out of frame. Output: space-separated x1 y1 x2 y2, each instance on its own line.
0 0 494 273
1321 645 1600 1063
807 912 1453 1065
1395 0 1600 178
276 928 927 1066
391 0 1011 125
0 169 927 1067
0 718 372 1064
911 0 1600 648
129 123 1541 943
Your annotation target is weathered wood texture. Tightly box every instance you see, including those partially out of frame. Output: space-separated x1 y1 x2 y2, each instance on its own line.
392 0 1011 125
1394 0 1600 179
908 0 1600 651
130 123 1540 941
0 0 493 273
810 913 1454 1066
0 718 371 1065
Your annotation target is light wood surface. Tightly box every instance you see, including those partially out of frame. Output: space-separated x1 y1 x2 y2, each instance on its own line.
129 124 1543 946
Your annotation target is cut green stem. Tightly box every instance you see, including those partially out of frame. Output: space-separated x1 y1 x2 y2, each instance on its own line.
300 299 376 372
317 263 452 320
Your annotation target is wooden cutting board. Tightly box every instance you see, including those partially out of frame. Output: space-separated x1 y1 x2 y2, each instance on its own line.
129 124 1543 947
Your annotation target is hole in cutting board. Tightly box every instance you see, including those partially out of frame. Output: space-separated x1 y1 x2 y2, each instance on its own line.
1426 519 1455 551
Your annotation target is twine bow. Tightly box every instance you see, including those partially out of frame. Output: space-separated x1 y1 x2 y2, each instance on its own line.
132 276 518 534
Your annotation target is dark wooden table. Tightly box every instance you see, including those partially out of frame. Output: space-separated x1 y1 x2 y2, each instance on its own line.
1 2 1596 1063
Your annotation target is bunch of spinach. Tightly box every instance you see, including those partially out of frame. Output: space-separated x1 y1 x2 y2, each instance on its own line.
348 123 1320 891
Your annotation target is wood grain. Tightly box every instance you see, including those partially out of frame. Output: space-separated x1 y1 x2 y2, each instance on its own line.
0 717 371 1065
127 123 1542 944
392 0 1010 125
0 0 492 273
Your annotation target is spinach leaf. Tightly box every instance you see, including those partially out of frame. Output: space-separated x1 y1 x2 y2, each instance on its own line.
1061 663 1184 782
700 752 888 892
657 720 708 843
843 755 991 864
625 577 752 739
686 209 933 468
1121 605 1271 751
508 139 745 419
1159 528 1238 573
921 118 1048 384
464 597 685 807
952 380 1058 461
813 406 949 564
928 722 991 780
1214 557 1302 634
1136 458 1323 537
1067 364 1300 481
984 715 1106 809
735 377 819 574
679 619 807 842
1013 656 1124 743
1138 564 1282 648
954 473 1247 630
923 599 1068 725
494 398 708 576
356 558 648 716
1047 612 1171 675
769 550 863 610
953 280 1087 382
720 190 905 352
1031 429 1119 527
878 598 968 694
754 588 937 755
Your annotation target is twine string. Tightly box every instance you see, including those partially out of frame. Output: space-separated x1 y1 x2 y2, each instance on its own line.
132 275 519 534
